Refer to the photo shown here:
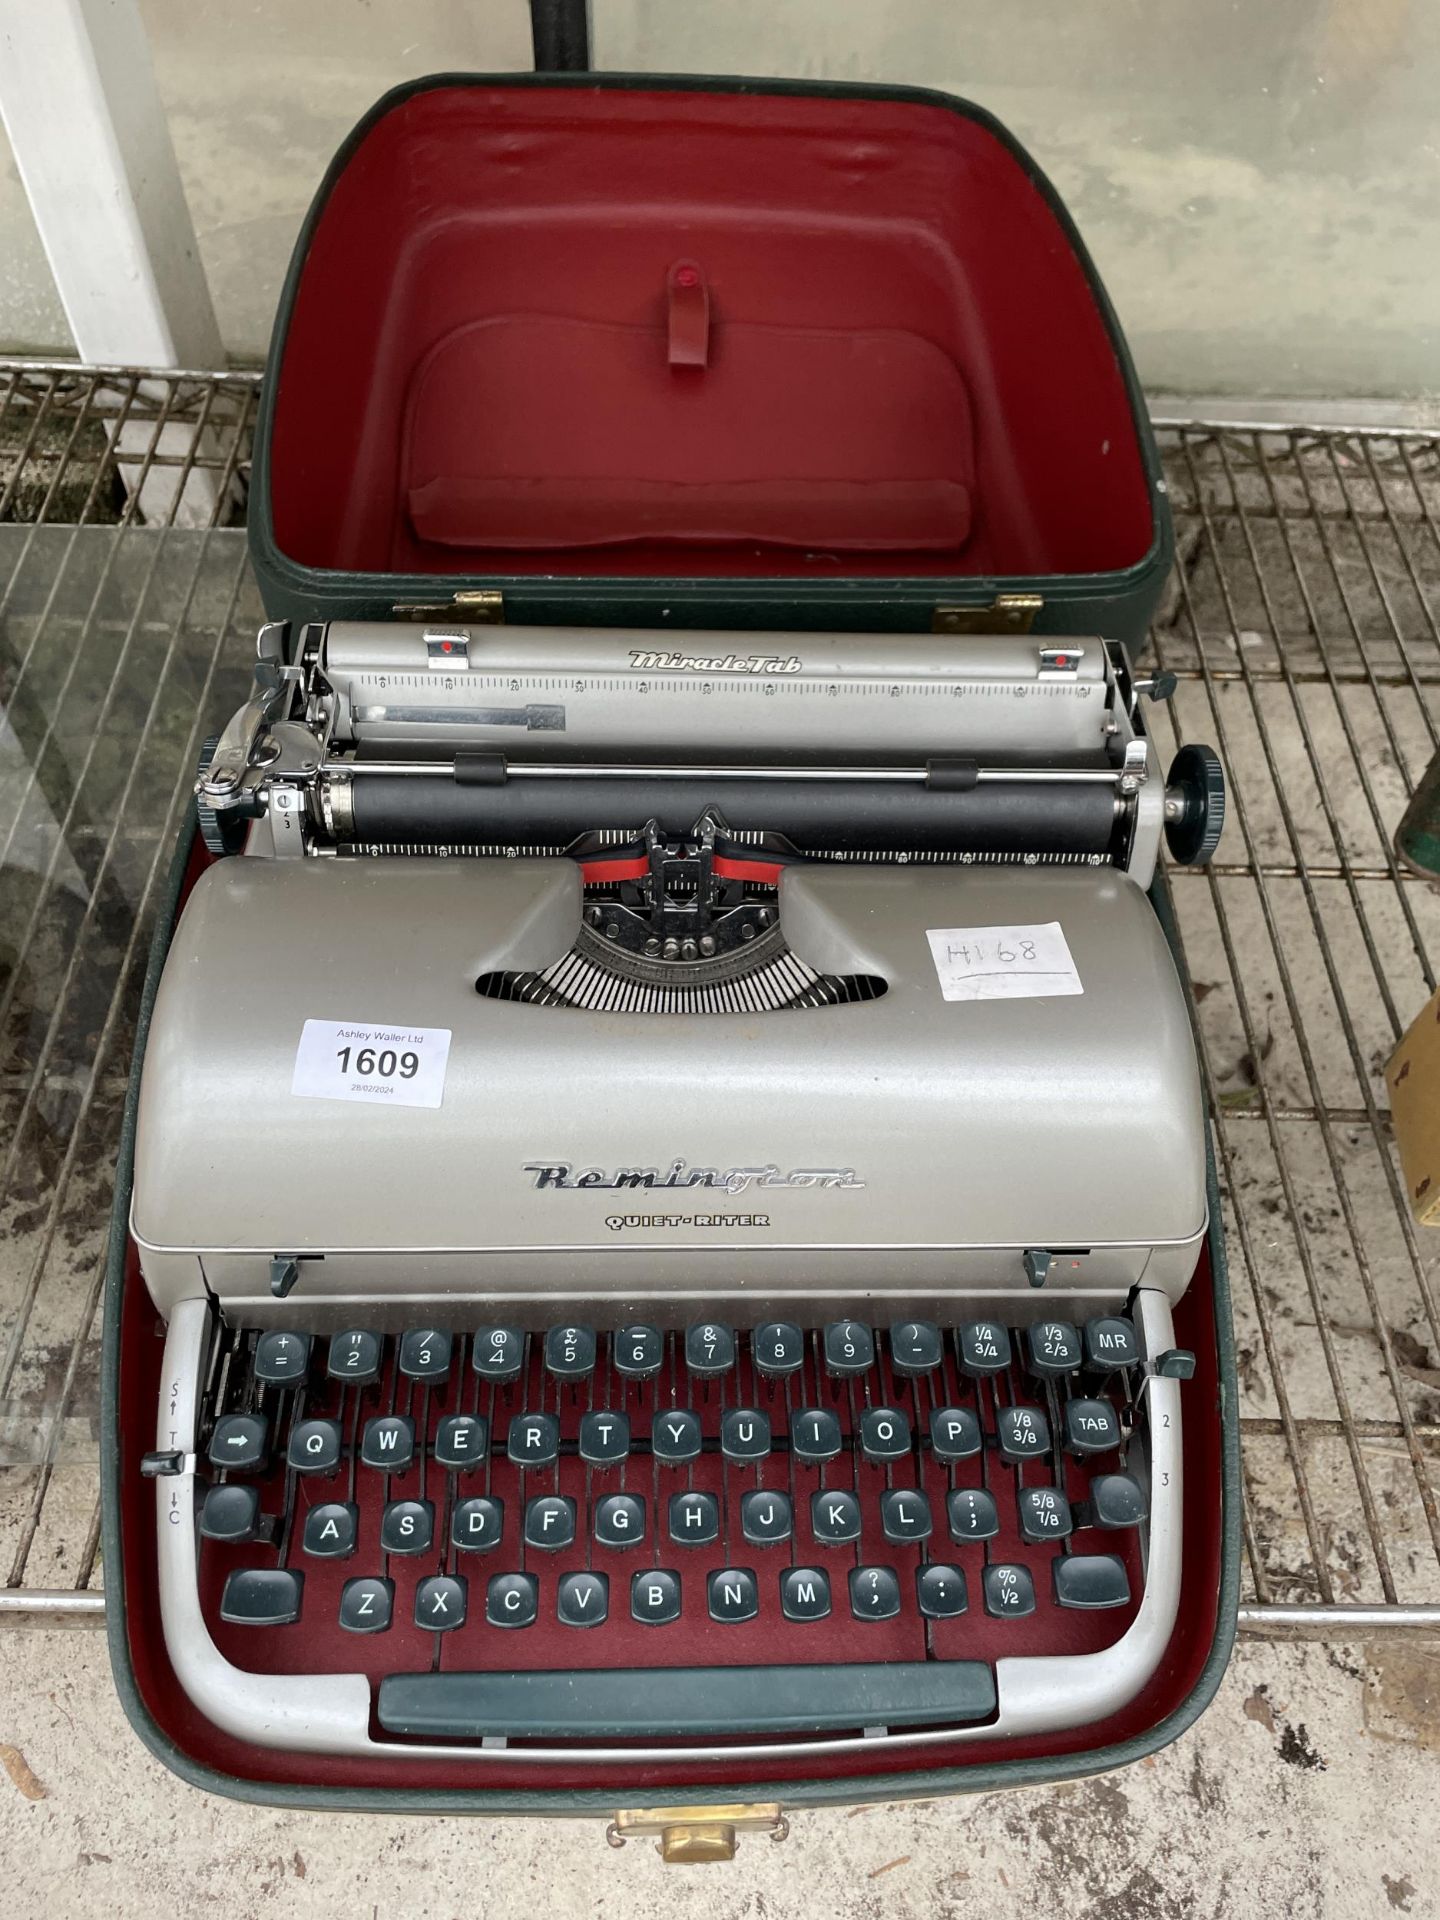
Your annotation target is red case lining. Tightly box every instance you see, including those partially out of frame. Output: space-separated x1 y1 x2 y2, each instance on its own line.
266 84 1153 582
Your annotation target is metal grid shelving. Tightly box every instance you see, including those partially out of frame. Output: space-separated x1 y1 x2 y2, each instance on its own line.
0 362 1437 1637
1151 424 1440 1632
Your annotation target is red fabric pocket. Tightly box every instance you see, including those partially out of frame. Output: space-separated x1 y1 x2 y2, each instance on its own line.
402 314 974 554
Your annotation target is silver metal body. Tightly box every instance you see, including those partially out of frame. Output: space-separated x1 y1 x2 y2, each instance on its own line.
132 858 1206 1320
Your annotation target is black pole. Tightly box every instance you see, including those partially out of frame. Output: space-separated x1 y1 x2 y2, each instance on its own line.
529 0 591 70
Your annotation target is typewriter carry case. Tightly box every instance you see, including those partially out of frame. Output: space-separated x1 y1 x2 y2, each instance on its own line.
247 73 1173 643
104 72 1239 1824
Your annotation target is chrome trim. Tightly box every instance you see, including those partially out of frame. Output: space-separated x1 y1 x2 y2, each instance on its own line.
152 1290 1183 1765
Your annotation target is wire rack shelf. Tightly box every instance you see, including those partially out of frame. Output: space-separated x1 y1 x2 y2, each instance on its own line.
0 362 1436 1637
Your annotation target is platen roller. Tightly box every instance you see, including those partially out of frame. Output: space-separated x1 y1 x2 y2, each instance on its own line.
345 773 1122 856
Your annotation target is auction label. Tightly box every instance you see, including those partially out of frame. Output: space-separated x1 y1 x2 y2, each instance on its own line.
291 1019 451 1109
925 922 1083 1002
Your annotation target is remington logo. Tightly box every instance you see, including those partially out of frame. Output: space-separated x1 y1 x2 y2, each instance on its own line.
629 650 803 676
524 1159 864 1196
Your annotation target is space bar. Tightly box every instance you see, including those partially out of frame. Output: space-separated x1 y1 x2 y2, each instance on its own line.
377 1660 997 1739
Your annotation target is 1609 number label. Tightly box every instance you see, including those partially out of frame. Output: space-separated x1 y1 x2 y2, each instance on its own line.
335 1045 419 1080
292 1019 452 1109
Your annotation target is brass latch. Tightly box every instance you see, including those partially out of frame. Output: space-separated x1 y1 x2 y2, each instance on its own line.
932 591 1043 635
606 1802 789 1862
391 588 505 623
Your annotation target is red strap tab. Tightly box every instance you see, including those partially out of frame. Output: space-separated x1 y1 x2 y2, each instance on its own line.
667 259 710 369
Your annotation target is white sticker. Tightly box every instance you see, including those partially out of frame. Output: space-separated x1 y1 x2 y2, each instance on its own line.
925 922 1083 1002
291 1019 452 1109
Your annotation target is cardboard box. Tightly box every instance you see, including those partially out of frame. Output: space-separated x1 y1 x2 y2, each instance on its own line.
1388 983 1440 1225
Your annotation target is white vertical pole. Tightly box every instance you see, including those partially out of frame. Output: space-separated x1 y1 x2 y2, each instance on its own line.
0 0 223 367
0 0 227 525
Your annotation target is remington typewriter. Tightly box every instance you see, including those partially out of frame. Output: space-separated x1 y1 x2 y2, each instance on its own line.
117 617 1232 1800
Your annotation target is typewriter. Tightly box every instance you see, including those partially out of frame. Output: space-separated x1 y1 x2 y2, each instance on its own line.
128 620 1225 1776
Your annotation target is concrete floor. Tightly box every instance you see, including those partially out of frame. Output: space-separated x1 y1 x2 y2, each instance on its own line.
0 1630 1435 1918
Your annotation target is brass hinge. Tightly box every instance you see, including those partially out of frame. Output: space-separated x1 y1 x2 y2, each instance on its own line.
606 1802 789 1862
932 591 1043 635
391 588 505 623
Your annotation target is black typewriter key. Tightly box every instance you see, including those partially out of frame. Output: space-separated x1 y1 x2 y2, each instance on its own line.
524 1495 577 1551
651 1407 702 1464
669 1490 720 1546
595 1493 646 1549
434 1413 488 1471
957 1320 1012 1376
288 1417 343 1476
983 1563 1037 1618
199 1482 259 1543
1017 1485 1074 1543
303 1501 358 1559
790 1407 843 1463
327 1328 381 1383
740 1490 793 1546
339 1575 393 1634
916 1563 969 1619
889 1320 943 1375
859 1406 911 1462
361 1413 415 1472
399 1327 452 1381
1027 1319 1082 1378
208 1411 268 1474
544 1323 596 1379
823 1319 874 1377
685 1321 736 1377
1090 1471 1147 1529
1084 1315 1140 1372
946 1487 1000 1542
578 1409 630 1466
752 1321 805 1376
633 1569 682 1625
708 1567 759 1622
811 1488 863 1545
996 1405 1051 1463
507 1411 560 1468
880 1488 933 1543
780 1567 831 1621
929 1406 983 1462
415 1574 467 1631
849 1565 901 1620
381 1498 435 1555
1053 1553 1131 1610
451 1495 504 1552
721 1407 771 1463
487 1571 539 1628
558 1570 609 1627
220 1567 303 1627
471 1325 525 1382
1064 1398 1122 1456
253 1330 311 1385
613 1324 664 1379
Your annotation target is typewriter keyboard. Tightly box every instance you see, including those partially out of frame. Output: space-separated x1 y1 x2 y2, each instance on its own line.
149 1302 1190 1748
